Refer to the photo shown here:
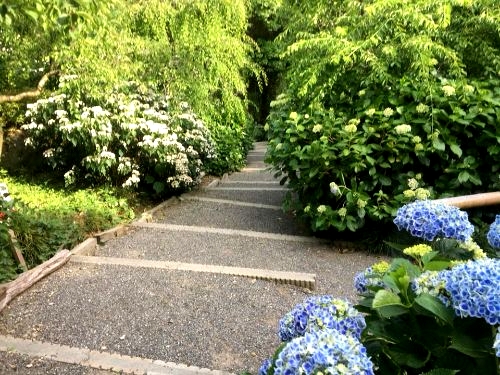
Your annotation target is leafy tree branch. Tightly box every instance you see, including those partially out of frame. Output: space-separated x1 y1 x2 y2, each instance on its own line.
0 70 59 104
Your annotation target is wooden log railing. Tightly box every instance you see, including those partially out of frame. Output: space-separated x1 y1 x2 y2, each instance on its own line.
433 192 500 209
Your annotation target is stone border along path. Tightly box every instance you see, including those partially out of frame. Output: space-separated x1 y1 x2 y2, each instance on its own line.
0 141 384 374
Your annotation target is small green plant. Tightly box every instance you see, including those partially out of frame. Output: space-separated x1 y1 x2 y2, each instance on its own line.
0 192 18 283
0 178 137 282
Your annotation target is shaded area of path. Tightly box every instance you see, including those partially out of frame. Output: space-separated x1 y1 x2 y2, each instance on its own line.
0 142 384 374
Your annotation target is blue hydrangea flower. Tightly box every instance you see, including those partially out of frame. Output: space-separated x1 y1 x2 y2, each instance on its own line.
440 258 500 325
411 270 451 307
258 358 272 375
394 200 474 242
354 267 385 295
278 295 366 342
487 215 500 249
274 328 374 375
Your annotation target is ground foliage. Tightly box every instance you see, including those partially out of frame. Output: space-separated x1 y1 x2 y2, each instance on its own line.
265 0 500 233
0 173 136 283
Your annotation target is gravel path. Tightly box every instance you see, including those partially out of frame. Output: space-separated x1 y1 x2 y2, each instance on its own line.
0 351 112 375
0 142 385 374
0 263 310 374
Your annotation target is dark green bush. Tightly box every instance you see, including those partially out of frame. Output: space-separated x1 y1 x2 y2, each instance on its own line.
266 0 500 233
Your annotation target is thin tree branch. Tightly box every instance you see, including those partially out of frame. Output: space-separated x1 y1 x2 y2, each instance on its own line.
0 70 60 104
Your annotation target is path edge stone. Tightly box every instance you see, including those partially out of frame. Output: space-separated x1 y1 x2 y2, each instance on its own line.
0 334 234 375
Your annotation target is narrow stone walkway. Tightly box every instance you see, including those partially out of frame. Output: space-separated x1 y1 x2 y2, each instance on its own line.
0 142 384 375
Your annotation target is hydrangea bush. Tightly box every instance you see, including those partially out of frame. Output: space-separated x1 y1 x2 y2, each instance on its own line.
265 0 500 234
22 80 215 194
260 203 500 375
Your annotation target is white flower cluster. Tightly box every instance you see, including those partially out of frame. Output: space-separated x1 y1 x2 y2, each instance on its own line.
394 124 412 134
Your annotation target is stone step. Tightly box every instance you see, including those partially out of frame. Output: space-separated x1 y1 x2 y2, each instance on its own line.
182 195 283 210
224 170 279 182
94 225 380 299
191 189 286 206
69 255 316 290
244 162 267 169
0 263 309 374
151 199 309 236
0 335 231 375
245 154 266 162
206 187 287 192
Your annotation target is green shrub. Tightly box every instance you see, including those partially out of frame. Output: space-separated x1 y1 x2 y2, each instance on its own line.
0 198 18 283
266 0 500 233
128 0 260 174
0 177 136 282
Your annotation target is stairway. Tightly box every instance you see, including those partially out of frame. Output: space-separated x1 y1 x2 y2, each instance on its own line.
0 142 382 374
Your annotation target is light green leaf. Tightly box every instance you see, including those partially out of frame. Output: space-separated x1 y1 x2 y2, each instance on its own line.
433 138 446 151
373 290 408 317
153 181 164 193
449 143 462 158
379 176 391 186
468 174 482 186
458 171 469 183
424 260 451 271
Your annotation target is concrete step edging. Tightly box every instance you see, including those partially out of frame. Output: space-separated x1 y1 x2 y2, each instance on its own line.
0 335 234 375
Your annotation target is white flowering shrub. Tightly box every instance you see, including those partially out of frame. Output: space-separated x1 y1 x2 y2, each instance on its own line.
22 81 215 194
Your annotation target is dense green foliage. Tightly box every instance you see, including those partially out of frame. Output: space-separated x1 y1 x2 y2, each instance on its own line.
0 175 135 282
266 0 500 233
0 0 268 281
1 0 260 176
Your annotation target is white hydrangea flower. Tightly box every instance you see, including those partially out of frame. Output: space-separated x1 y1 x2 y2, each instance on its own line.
442 85 456 96
464 84 475 94
329 182 340 196
415 188 431 200
395 124 412 134
344 124 357 133
408 178 419 190
365 108 376 117
312 124 323 133
43 148 55 158
383 107 394 117
317 205 327 214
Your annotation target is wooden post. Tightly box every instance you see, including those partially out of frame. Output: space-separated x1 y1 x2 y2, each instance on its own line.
0 250 71 312
8 229 27 271
433 192 500 209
